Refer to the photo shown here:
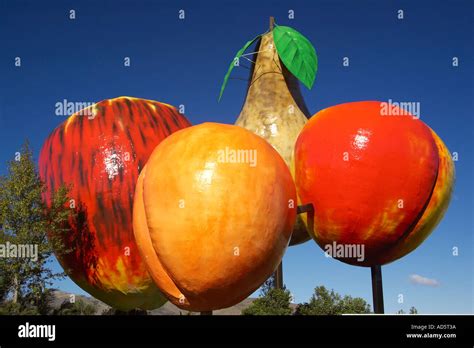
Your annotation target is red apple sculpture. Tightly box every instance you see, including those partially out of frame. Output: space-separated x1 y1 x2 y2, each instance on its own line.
39 96 191 310
294 101 454 266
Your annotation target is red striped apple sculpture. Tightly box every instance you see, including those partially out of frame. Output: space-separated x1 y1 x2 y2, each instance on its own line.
39 96 191 310
294 101 454 266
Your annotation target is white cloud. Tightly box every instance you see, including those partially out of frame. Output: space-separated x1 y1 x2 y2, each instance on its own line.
409 274 440 287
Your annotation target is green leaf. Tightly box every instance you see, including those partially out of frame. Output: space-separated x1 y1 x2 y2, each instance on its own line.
218 35 261 102
273 25 317 89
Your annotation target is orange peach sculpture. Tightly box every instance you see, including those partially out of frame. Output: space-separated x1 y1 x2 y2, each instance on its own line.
133 122 296 311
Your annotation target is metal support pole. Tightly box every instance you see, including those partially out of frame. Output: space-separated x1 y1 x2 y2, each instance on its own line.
273 203 314 290
297 204 314 215
274 262 283 289
371 265 384 314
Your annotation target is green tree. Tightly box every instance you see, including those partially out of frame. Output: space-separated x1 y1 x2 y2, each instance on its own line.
0 262 10 302
260 274 275 294
0 142 73 314
53 299 97 315
295 286 371 315
242 277 292 315
101 308 148 315
397 307 418 314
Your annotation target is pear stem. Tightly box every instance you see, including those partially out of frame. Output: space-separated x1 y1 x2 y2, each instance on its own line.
269 16 275 30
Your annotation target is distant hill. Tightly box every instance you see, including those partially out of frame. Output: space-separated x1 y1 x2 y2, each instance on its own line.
49 290 297 315
151 297 259 315
50 290 109 314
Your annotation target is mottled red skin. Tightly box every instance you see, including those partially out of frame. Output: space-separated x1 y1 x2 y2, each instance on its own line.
39 97 191 310
295 101 454 266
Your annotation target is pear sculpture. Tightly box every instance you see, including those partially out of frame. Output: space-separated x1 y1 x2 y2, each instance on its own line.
220 17 318 246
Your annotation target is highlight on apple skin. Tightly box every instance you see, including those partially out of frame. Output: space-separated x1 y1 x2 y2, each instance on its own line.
133 122 297 311
294 101 454 267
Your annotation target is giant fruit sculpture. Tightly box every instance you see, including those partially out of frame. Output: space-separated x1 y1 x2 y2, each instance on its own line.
133 123 296 311
39 96 191 310
294 101 454 266
220 19 317 245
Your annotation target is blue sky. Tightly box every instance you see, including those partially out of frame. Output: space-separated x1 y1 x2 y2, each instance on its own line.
0 0 472 313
